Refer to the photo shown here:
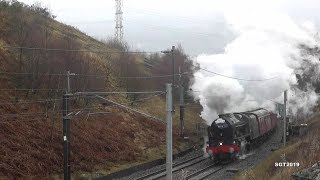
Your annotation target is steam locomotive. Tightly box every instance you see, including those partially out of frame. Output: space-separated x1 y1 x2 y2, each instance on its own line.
206 108 278 161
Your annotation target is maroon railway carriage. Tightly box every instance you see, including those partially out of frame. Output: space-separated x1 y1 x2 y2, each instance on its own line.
206 108 278 161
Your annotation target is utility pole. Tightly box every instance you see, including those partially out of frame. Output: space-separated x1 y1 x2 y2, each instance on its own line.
171 46 175 88
63 94 70 180
179 67 185 137
171 46 175 108
283 90 287 147
161 46 175 112
63 70 74 180
67 71 75 93
166 83 173 180
115 0 124 42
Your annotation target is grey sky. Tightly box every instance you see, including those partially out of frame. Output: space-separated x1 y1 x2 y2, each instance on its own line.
18 0 320 56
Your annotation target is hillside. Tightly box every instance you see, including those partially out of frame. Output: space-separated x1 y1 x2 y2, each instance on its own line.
0 1 203 178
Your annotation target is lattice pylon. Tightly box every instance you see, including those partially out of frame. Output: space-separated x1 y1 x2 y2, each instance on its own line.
115 0 123 42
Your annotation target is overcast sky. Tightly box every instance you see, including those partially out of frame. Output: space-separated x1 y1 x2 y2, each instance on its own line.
18 0 320 56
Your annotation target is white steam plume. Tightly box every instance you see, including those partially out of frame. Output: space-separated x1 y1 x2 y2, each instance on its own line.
191 0 320 125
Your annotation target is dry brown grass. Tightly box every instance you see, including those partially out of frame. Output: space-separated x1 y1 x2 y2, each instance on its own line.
134 96 204 139
0 105 167 178
0 96 203 179
236 114 320 180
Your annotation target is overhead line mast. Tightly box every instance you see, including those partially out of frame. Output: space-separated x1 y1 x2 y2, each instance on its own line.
115 0 124 42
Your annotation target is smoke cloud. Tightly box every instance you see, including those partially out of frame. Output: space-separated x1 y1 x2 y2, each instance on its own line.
191 0 320 125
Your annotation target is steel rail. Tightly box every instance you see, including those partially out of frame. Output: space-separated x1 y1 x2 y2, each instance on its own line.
135 154 205 180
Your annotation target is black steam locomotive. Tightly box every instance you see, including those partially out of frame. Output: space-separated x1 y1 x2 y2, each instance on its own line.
206 108 278 161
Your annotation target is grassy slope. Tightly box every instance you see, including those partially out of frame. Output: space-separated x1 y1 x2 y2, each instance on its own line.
0 3 204 179
235 112 320 180
76 97 204 179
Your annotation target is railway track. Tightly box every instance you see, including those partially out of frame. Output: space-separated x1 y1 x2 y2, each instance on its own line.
134 154 206 180
186 164 225 180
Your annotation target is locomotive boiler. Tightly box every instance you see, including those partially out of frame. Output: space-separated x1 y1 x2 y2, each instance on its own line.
206 108 278 161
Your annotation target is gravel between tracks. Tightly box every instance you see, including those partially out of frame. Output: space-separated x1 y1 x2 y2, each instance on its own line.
114 149 204 180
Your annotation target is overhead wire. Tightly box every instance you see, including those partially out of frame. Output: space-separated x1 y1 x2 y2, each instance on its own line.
119 91 166 103
69 72 191 79
0 88 121 92
0 19 281 124
0 95 106 105
106 72 190 79
0 116 59 123
95 95 163 122
126 7 215 24
0 71 192 79
72 90 165 96
1 45 160 54
182 106 203 109
82 91 166 120
0 91 166 120
0 106 104 118
55 6 215 25
125 20 220 38
191 63 279 82
0 72 67 76
58 8 220 38
0 98 63 105
65 19 114 24
0 88 66 91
